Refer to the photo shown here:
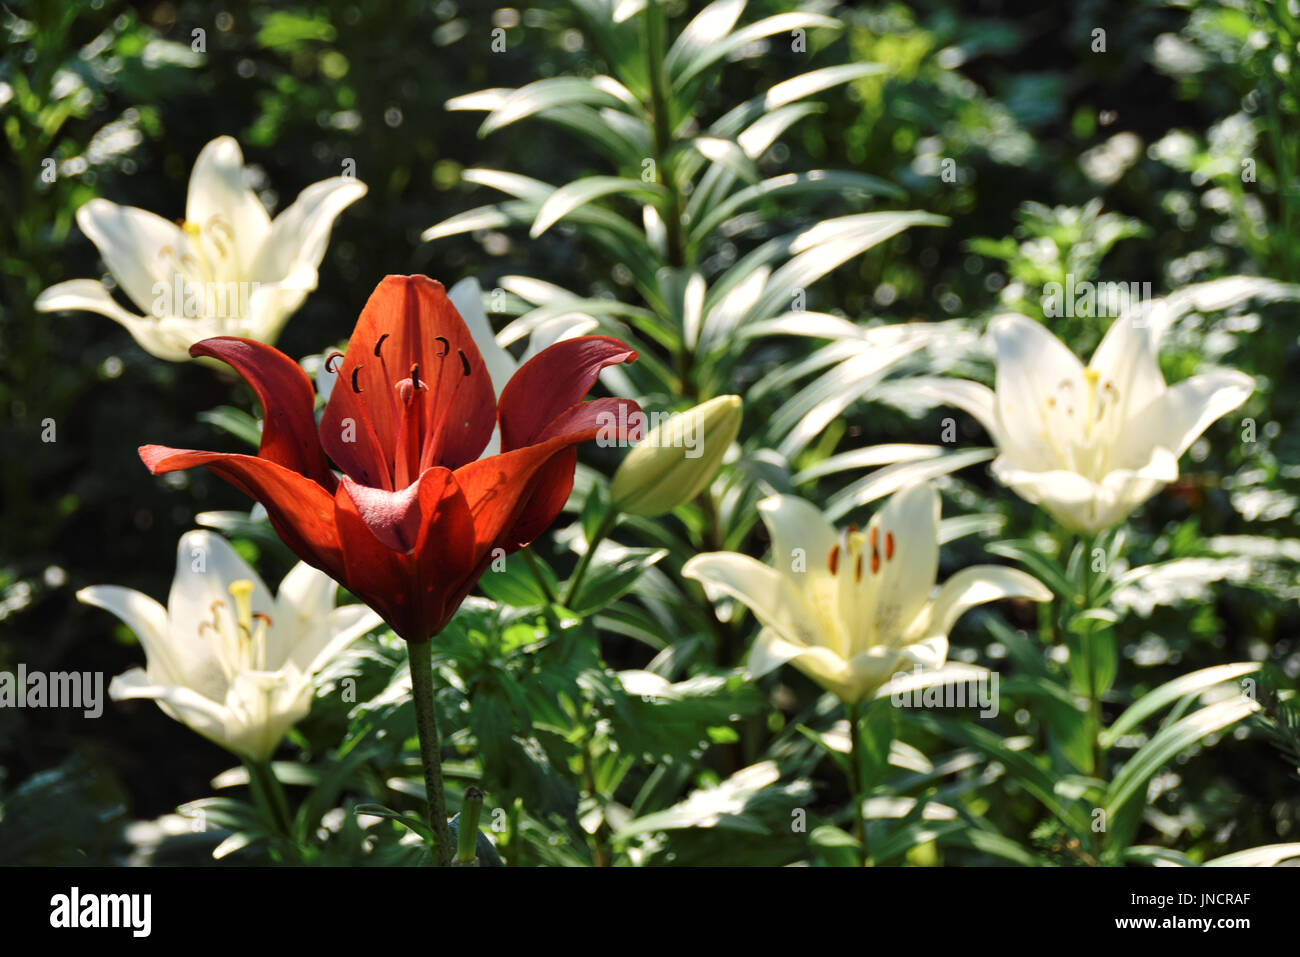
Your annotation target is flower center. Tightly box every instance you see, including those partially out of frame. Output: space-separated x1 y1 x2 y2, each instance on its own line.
1040 368 1122 478
823 521 903 656
198 579 272 680
156 215 241 310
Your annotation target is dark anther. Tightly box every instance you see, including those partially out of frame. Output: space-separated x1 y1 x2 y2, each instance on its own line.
324 352 345 373
434 336 450 357
410 363 421 388
351 367 363 393
374 333 389 356
458 350 471 377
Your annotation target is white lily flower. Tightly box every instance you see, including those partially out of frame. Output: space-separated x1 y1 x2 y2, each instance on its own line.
917 313 1255 533
37 136 366 361
78 530 382 761
682 483 1051 705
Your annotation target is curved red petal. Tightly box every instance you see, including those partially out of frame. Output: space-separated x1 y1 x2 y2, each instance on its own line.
501 396 641 550
320 276 497 485
454 395 637 556
140 445 342 579
497 336 637 451
189 337 337 492
333 467 476 641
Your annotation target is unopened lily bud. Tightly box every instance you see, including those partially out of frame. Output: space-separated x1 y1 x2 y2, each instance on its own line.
610 395 742 517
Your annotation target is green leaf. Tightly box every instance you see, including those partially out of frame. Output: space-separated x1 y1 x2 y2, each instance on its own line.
479 77 636 136
1104 697 1260 831
672 13 842 88
1101 663 1260 748
198 405 262 448
568 545 668 616
810 824 861 867
478 550 556 608
353 803 436 843
664 0 746 76
689 170 904 244
530 176 665 238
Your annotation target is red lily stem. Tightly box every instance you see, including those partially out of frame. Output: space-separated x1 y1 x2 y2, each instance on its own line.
408 639 453 866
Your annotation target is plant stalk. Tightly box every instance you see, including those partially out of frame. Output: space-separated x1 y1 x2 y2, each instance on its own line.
408 639 453 866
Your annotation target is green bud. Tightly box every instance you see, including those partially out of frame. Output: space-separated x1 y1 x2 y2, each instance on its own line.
609 395 742 517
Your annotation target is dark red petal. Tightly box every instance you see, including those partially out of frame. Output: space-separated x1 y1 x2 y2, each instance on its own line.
140 445 343 579
190 336 337 492
333 467 475 641
497 336 638 451
338 470 443 553
499 448 576 552
320 276 497 483
501 397 641 550
453 396 637 557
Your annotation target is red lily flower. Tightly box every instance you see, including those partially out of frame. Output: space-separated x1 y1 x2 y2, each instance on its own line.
141 274 639 642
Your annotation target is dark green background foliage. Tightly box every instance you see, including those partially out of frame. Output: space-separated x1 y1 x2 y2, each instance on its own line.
2 0 1298 865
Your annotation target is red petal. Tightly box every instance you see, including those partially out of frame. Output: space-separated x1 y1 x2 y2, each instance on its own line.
140 445 343 579
454 396 637 555
320 276 497 484
502 397 641 549
191 336 337 491
333 467 476 641
497 336 637 451
499 448 576 551
338 470 443 553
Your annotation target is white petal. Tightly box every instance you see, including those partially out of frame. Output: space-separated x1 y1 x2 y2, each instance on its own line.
922 565 1052 640
749 628 866 703
841 646 910 703
756 495 846 653
682 552 819 649
186 136 272 275
253 176 367 282
110 670 241 754
523 314 600 361
988 314 1087 470
268 562 338 670
76 199 187 314
77 585 184 685
36 280 195 361
1123 370 1255 461
167 531 273 690
224 670 309 761
867 482 940 646
242 270 315 346
757 494 838 579
449 277 517 394
298 603 384 676
1088 311 1166 419
990 458 1104 531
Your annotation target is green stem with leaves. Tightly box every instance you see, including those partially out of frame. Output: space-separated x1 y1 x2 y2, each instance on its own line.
245 758 295 846
847 701 870 866
408 639 453 866
564 509 618 608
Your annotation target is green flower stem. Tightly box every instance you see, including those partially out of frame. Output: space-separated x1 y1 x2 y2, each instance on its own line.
847 700 869 867
245 758 294 843
408 639 453 866
563 509 617 608
644 1 684 271
580 711 613 867
1072 531 1105 775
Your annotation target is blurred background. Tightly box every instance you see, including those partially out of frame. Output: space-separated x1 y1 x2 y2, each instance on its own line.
2 0 1298 864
